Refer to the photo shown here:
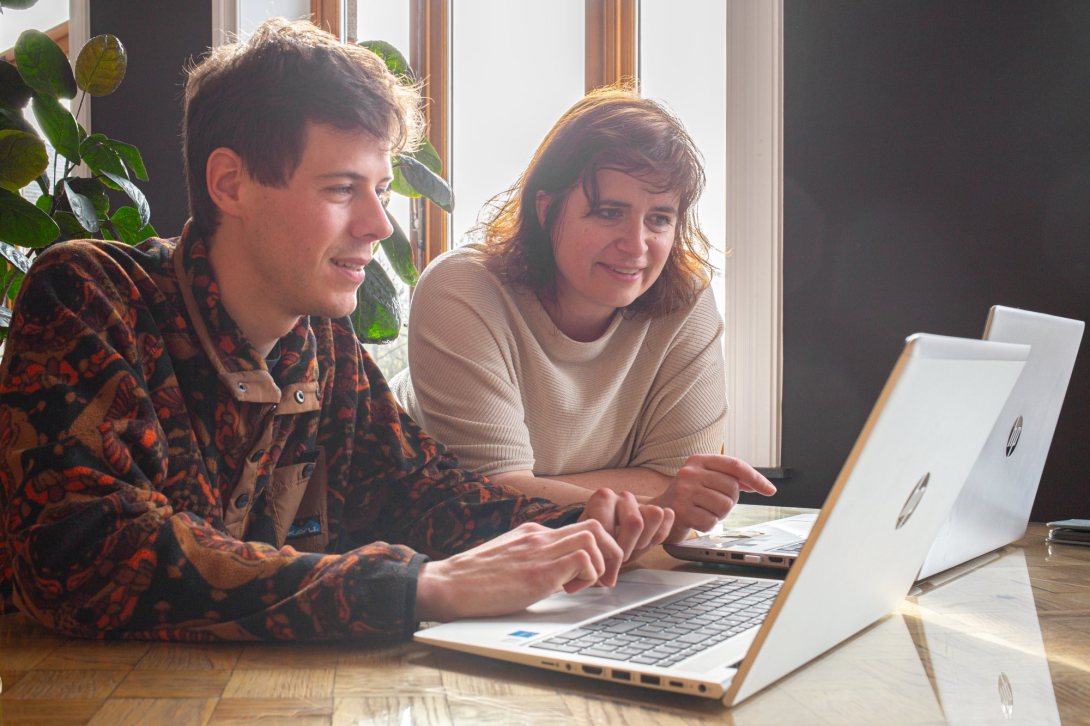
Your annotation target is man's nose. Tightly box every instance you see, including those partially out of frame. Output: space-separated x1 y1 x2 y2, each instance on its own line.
353 192 394 242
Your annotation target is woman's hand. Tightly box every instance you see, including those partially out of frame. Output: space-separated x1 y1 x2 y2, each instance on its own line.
578 489 675 576
650 455 777 542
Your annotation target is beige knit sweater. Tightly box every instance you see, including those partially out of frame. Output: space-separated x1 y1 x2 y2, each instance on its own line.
389 249 728 478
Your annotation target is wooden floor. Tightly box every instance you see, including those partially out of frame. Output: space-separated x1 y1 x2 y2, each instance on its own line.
2 506 1089 725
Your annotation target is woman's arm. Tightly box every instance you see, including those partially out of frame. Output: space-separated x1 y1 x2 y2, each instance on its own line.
489 467 671 505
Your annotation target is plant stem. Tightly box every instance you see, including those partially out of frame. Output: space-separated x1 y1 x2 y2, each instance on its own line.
1 272 17 308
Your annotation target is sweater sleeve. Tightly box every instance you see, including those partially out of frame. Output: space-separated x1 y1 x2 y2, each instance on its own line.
0 244 573 643
628 288 729 476
398 252 536 476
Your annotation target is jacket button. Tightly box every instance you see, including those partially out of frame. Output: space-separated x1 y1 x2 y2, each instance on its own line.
294 390 306 404
302 464 315 478
235 494 250 508
250 449 264 463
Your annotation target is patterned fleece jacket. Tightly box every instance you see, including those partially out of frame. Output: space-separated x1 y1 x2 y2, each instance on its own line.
0 228 581 641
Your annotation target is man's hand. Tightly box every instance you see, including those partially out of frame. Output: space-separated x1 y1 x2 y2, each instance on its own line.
650 455 777 543
578 489 674 575
415 520 622 622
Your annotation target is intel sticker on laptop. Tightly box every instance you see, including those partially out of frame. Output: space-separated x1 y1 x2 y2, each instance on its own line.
501 630 539 644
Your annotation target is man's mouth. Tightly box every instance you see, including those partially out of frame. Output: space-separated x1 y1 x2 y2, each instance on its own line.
331 259 367 272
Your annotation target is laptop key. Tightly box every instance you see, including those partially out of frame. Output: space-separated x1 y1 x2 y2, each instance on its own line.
603 621 643 634
632 656 661 665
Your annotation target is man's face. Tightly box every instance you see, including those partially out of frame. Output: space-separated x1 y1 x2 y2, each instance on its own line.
239 122 393 325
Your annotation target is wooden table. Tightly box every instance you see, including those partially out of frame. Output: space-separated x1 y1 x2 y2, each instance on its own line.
2 505 1089 725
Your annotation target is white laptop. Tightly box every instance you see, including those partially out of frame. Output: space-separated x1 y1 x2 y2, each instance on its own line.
673 307 1082 578
415 334 1028 706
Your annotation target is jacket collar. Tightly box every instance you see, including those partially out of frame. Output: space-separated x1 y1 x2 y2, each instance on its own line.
172 222 321 411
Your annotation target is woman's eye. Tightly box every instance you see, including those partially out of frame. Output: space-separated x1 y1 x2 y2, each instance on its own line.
649 214 675 229
595 207 621 220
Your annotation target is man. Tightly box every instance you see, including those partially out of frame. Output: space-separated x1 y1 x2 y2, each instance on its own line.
0 19 769 641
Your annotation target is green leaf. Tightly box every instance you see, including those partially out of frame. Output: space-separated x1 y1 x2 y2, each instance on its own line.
394 155 455 213
358 40 415 84
34 192 51 212
14 29 78 100
0 108 39 137
80 133 128 181
353 259 402 343
0 1 43 9
379 209 418 286
0 239 31 273
390 165 420 198
63 180 99 232
0 186 59 247
101 171 149 227
410 138 442 175
0 129 48 191
54 211 90 241
105 139 147 181
30 92 80 162
390 139 442 197
110 206 156 245
66 177 109 218
0 61 32 111
75 34 127 97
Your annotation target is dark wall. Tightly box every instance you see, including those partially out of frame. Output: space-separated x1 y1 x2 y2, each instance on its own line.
90 2 211 236
774 1 1090 519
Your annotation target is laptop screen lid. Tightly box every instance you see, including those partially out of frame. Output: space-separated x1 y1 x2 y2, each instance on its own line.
918 307 1084 579
725 334 1028 705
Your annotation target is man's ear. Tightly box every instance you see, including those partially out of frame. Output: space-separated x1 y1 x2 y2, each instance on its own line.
206 147 247 220
535 190 553 229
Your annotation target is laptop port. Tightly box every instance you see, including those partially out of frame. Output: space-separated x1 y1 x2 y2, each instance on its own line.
769 556 784 563
612 669 631 681
731 553 745 560
582 665 602 675
669 680 684 688
640 675 661 685
540 660 558 667
717 551 727 557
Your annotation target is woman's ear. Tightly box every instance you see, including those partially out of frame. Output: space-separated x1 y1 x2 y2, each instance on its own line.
535 190 552 229
206 147 247 220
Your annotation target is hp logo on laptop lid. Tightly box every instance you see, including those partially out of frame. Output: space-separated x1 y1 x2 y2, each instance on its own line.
1005 415 1023 458
896 473 929 530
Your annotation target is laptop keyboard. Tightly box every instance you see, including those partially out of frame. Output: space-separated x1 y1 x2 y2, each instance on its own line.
530 578 781 667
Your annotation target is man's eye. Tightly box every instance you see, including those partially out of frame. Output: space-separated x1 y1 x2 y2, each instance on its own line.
329 185 353 197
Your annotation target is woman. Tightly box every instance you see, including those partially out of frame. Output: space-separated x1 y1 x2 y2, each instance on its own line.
391 88 774 536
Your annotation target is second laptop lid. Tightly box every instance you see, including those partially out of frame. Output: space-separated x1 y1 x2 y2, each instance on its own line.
918 307 1084 580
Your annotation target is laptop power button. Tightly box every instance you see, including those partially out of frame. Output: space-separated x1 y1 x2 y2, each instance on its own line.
743 555 762 564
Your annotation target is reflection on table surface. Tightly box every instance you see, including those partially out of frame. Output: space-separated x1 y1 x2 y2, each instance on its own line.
1 505 1089 725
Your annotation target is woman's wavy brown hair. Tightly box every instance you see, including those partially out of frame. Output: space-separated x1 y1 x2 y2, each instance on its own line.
470 86 712 317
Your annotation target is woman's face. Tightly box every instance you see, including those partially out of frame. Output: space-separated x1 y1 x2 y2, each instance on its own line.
536 169 679 330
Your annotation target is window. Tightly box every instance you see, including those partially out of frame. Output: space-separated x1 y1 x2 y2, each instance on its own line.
234 2 783 463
